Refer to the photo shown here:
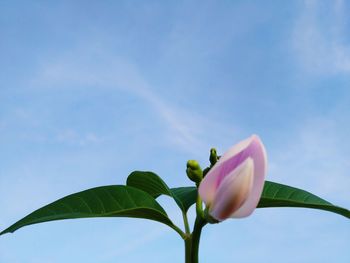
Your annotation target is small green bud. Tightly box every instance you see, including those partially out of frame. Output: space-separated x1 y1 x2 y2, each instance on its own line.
209 148 218 166
186 160 203 184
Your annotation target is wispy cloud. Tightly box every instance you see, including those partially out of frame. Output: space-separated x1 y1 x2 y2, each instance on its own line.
30 52 236 155
292 0 350 75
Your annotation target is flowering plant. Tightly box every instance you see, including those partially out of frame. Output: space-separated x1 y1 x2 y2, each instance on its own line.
1 135 349 262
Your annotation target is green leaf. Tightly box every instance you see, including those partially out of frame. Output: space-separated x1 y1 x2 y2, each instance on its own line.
170 187 197 212
257 181 350 219
126 171 197 212
0 185 178 236
127 171 172 197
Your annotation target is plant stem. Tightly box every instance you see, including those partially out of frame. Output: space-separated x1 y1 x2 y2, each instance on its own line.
171 224 186 240
182 211 191 234
184 235 192 262
184 192 208 263
184 217 207 263
190 217 207 263
196 192 204 219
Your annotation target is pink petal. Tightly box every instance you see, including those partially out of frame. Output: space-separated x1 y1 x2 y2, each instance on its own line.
199 135 256 205
210 158 254 221
230 136 267 218
199 135 268 219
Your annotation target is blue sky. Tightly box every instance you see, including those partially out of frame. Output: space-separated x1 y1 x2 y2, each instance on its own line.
0 0 349 262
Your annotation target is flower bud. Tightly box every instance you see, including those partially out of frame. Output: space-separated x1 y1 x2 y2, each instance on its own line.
209 148 218 166
198 135 267 221
186 160 203 184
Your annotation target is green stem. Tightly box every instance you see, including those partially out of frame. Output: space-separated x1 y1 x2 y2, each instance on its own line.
171 224 186 240
196 192 204 218
185 235 192 262
190 217 207 263
182 211 191 234
184 192 208 263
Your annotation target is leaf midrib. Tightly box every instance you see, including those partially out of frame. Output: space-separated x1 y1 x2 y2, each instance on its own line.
1 206 173 235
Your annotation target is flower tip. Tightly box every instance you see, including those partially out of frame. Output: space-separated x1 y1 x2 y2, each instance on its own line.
250 134 260 141
251 134 265 147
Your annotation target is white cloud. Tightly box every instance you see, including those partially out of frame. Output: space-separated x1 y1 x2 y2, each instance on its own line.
292 0 350 75
30 52 237 155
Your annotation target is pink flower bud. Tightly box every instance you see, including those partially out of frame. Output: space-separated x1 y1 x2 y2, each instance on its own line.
199 135 267 221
